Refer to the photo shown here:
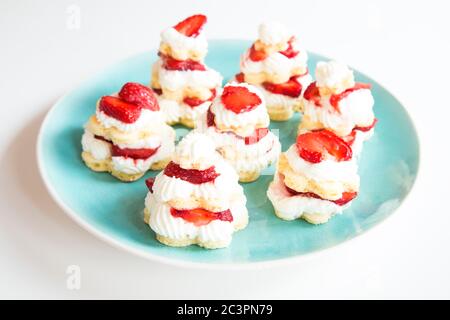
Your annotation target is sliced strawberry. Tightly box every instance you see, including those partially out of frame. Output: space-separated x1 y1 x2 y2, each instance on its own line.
94 135 111 143
221 85 262 114
329 83 372 111
164 161 219 184
118 82 159 111
333 192 358 206
342 130 357 146
263 76 302 97
296 129 352 163
285 185 357 206
249 44 267 62
170 207 233 226
206 107 216 127
183 89 216 108
152 88 163 96
174 14 207 37
145 178 155 193
244 127 269 145
279 37 299 59
99 96 142 123
161 54 206 71
354 118 377 132
111 144 160 160
303 82 322 107
235 72 245 83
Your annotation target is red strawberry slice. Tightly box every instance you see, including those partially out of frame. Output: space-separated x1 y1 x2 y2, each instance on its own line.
342 130 357 146
99 96 142 124
354 118 377 132
329 83 372 111
244 127 269 145
235 72 245 83
263 76 302 97
161 54 206 71
303 82 322 106
145 178 155 193
249 44 267 62
170 207 233 226
285 185 357 206
94 135 111 143
183 89 216 108
118 82 159 111
152 87 163 96
164 161 219 184
279 37 299 59
221 85 262 114
111 144 160 160
333 192 358 206
174 14 207 37
206 107 216 127
296 129 352 163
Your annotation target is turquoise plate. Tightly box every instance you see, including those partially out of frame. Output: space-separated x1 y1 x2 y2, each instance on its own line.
37 40 420 268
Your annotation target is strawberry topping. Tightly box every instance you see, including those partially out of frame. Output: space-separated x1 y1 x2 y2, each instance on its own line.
285 184 357 206
206 107 216 127
263 76 302 97
221 85 261 114
303 82 322 107
99 96 142 124
160 54 206 71
279 37 299 59
164 161 219 184
183 89 216 108
94 135 111 143
235 72 245 83
118 82 159 111
145 178 155 193
329 83 371 111
244 128 269 145
355 118 377 132
342 130 357 146
249 44 267 62
173 14 207 37
170 207 233 226
111 145 160 160
296 129 352 163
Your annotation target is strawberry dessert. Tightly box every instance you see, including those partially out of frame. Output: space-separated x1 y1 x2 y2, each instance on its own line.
81 82 176 181
237 22 311 121
196 83 281 182
267 129 359 224
144 132 248 249
299 61 376 155
151 14 223 128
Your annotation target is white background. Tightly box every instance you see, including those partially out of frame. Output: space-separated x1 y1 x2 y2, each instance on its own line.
1 0 449 299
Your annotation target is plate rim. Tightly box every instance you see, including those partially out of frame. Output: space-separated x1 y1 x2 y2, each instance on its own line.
36 39 422 270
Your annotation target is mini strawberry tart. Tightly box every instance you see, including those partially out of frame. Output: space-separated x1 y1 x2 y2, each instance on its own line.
151 14 223 128
197 83 281 182
267 129 359 224
81 82 175 182
299 61 377 155
237 22 311 121
144 132 248 249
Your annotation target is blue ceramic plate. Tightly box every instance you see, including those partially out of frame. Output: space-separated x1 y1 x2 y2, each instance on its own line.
37 40 420 268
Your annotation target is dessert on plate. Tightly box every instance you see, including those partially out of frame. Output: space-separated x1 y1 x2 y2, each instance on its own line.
197 82 281 182
81 82 175 181
236 22 311 121
299 61 377 155
144 132 248 249
151 14 223 128
267 129 359 224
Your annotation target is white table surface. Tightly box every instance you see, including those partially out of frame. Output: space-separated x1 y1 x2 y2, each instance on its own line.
1 0 449 299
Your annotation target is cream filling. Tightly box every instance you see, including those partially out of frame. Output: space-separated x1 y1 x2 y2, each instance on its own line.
81 130 111 160
158 96 211 125
160 27 208 60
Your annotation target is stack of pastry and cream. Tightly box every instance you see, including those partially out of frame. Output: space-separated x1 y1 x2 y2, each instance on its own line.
81 82 175 181
197 82 281 182
300 60 376 155
235 22 312 121
144 132 248 249
151 14 223 128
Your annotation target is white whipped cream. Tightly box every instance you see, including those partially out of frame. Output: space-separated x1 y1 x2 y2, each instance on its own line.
258 73 312 110
240 39 308 84
115 134 161 149
173 131 218 169
258 21 291 45
303 88 375 136
351 128 374 156
285 144 359 185
315 61 355 93
267 173 346 220
81 130 111 160
160 27 208 60
210 83 269 133
158 96 211 125
111 135 174 174
155 60 222 92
